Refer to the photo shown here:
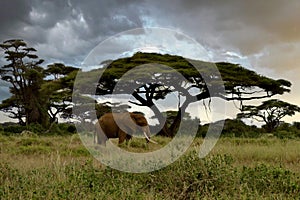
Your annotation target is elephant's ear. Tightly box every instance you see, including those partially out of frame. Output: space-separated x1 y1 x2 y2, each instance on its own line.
130 113 148 126
118 113 137 133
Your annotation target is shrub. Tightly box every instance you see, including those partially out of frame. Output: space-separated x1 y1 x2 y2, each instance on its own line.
221 119 262 138
274 130 296 139
197 119 263 138
46 123 77 135
58 123 77 134
273 122 300 138
27 123 46 134
2 123 45 135
3 125 26 134
240 164 300 194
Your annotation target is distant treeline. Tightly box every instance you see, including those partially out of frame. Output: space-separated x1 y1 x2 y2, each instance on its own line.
198 119 300 139
2 119 300 139
0 122 76 136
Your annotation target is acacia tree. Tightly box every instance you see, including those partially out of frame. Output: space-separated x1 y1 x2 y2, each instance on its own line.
0 95 25 125
0 39 47 126
0 40 78 128
77 52 291 136
43 63 79 123
237 99 300 132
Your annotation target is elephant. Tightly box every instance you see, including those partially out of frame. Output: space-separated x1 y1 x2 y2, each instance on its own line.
94 112 157 145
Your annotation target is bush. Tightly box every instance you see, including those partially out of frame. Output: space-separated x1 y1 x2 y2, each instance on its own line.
1 122 77 136
221 119 262 138
273 122 300 138
58 123 77 134
46 123 77 135
3 125 26 134
197 119 263 138
274 130 296 139
1 123 46 135
26 123 46 134
240 164 299 194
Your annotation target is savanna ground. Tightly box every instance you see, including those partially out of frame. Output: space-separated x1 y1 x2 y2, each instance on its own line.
1 133 300 199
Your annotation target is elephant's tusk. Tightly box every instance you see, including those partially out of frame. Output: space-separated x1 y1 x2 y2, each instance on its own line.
143 131 158 144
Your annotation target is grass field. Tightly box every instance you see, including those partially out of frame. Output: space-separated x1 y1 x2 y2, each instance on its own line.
1 134 300 199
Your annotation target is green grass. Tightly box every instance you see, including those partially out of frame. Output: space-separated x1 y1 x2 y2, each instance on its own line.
1 134 300 199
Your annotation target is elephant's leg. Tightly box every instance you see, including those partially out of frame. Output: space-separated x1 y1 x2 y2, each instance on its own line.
95 123 104 145
126 134 132 141
94 131 97 144
118 130 127 144
124 134 132 145
98 135 107 145
95 125 107 145
97 132 107 145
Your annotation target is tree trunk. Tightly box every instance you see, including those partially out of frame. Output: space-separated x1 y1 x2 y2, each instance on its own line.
168 101 189 137
25 89 49 128
168 109 182 137
264 119 279 133
157 123 172 137
154 104 188 137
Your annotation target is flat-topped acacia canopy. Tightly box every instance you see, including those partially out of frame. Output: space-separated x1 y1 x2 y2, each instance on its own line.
96 52 290 100
78 52 291 136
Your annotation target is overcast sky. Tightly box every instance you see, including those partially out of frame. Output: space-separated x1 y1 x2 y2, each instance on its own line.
0 0 300 123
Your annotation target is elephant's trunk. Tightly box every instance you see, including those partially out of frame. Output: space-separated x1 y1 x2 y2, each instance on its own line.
142 126 158 144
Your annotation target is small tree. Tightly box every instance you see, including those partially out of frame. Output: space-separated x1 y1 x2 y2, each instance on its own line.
43 63 79 123
0 40 79 128
237 99 300 132
0 39 47 126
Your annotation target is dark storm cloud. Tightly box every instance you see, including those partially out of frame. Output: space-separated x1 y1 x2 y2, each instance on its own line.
0 0 32 39
0 0 146 65
70 0 145 37
25 0 146 40
141 0 300 55
134 0 300 80
0 0 300 72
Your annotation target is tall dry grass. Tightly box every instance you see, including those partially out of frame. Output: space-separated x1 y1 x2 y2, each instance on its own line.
1 134 300 199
